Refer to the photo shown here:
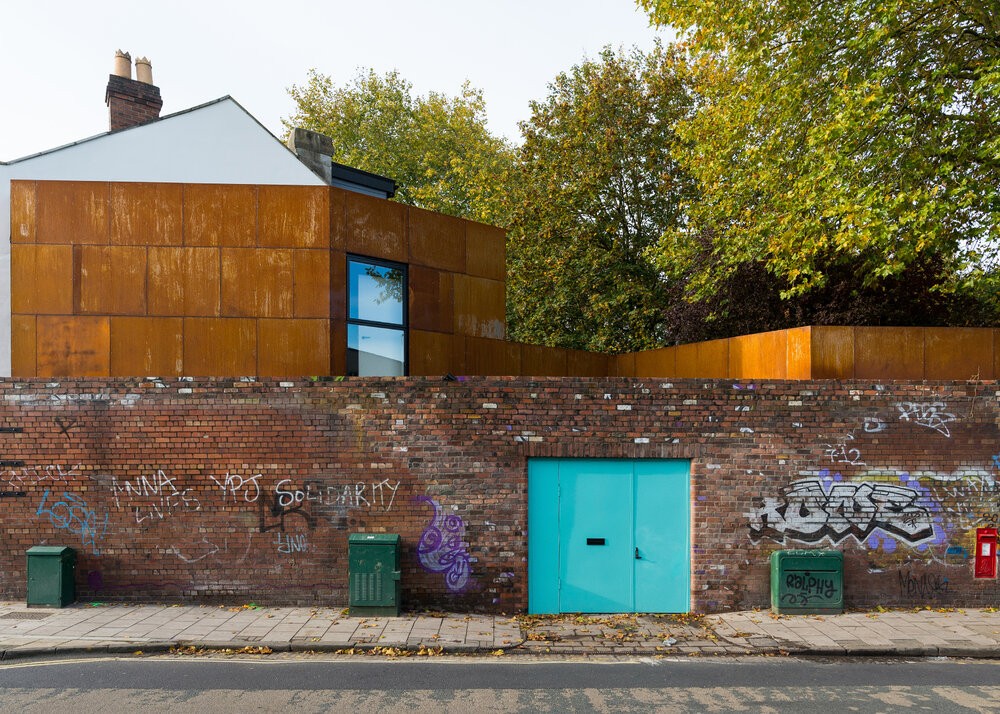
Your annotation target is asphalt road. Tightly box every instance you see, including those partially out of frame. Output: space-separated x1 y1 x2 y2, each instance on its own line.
1 654 998 713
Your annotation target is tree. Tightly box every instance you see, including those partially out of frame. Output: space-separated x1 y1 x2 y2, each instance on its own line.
504 44 696 352
285 69 513 224
639 0 1000 316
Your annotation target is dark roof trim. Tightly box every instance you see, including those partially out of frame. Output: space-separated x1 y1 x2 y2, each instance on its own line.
330 161 397 198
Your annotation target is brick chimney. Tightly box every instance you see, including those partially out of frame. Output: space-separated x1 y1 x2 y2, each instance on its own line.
105 50 163 131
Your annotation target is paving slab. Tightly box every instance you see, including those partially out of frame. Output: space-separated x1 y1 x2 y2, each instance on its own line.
1 601 999 659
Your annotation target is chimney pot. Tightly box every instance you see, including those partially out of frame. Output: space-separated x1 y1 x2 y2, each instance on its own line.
113 50 132 79
135 56 153 84
106 51 163 131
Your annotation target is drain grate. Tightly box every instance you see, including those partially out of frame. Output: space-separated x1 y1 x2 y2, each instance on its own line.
0 611 53 620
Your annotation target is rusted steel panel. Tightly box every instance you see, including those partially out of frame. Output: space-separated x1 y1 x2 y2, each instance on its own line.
258 185 329 249
257 319 330 377
11 315 36 377
183 318 256 376
674 338 728 378
465 221 506 282
995 329 1000 381
924 327 995 380
614 351 637 378
409 266 453 333
36 181 109 245
11 244 73 315
330 319 347 376
785 326 812 380
36 316 110 377
220 248 293 318
330 188 347 252
293 250 330 318
344 192 406 262
147 247 220 316
521 343 569 376
74 245 147 315
111 182 182 246
634 346 677 378
567 349 610 378
183 184 256 247
110 317 183 376
453 275 505 339
465 336 521 375
854 327 924 380
409 329 455 376
730 329 787 379
408 205 466 273
329 252 347 322
9 180 36 244
810 326 856 379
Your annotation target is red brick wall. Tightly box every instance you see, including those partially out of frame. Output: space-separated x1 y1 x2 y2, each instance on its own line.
0 377 996 612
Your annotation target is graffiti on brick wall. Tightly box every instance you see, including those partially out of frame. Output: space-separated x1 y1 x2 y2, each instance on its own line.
276 532 308 554
209 472 262 503
111 470 201 524
898 570 949 600
36 489 108 555
895 401 956 437
259 492 315 533
416 496 472 593
747 472 937 547
275 478 400 511
2 464 81 489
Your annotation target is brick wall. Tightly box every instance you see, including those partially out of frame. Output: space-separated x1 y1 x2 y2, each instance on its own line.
0 377 996 611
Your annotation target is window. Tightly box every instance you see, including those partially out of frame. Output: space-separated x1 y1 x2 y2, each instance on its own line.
347 256 407 376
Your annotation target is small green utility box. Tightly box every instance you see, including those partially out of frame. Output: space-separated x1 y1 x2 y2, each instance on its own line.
770 549 843 615
26 546 76 608
348 533 401 616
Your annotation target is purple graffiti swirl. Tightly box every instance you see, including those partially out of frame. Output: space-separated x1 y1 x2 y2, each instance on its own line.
416 496 472 592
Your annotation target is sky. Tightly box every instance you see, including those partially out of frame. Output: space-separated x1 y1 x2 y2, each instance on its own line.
0 1 673 161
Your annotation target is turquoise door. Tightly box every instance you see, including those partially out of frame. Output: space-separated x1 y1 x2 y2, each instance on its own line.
528 458 690 614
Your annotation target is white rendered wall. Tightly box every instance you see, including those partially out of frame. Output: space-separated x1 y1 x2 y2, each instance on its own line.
0 98 324 376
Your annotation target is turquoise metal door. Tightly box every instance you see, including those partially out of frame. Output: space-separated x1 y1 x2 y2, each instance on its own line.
528 458 690 613
634 460 690 612
558 460 634 612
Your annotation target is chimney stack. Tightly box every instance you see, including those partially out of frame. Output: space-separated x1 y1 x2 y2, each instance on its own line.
105 50 163 131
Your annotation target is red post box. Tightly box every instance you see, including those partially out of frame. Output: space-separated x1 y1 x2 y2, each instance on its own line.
974 528 997 579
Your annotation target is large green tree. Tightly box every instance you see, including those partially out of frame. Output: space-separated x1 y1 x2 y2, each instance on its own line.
640 0 1000 315
504 44 695 352
285 69 513 224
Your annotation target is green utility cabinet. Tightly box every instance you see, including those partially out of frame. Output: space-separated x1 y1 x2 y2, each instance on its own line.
770 550 843 615
348 533 401 616
26 546 76 608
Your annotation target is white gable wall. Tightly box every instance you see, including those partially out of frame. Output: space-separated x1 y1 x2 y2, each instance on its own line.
0 98 324 376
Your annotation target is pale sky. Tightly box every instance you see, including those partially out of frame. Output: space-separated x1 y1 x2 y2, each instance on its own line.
0 1 672 161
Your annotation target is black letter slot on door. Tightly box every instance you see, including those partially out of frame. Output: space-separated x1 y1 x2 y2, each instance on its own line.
586 538 606 545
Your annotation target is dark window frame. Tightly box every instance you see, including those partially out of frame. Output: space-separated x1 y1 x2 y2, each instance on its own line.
346 254 408 376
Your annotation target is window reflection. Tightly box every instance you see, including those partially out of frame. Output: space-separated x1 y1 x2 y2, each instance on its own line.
347 257 407 376
347 325 405 376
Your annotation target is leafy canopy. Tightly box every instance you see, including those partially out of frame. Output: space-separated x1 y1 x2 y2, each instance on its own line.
285 69 513 224
504 44 695 352
639 0 1000 305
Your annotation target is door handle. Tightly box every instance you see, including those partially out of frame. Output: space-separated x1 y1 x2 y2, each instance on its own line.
635 547 642 560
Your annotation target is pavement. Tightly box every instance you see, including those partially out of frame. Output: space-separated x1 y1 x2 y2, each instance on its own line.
0 601 998 661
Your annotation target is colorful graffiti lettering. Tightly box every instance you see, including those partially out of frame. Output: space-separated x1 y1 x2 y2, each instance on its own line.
747 474 935 547
36 489 108 555
416 496 472 593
